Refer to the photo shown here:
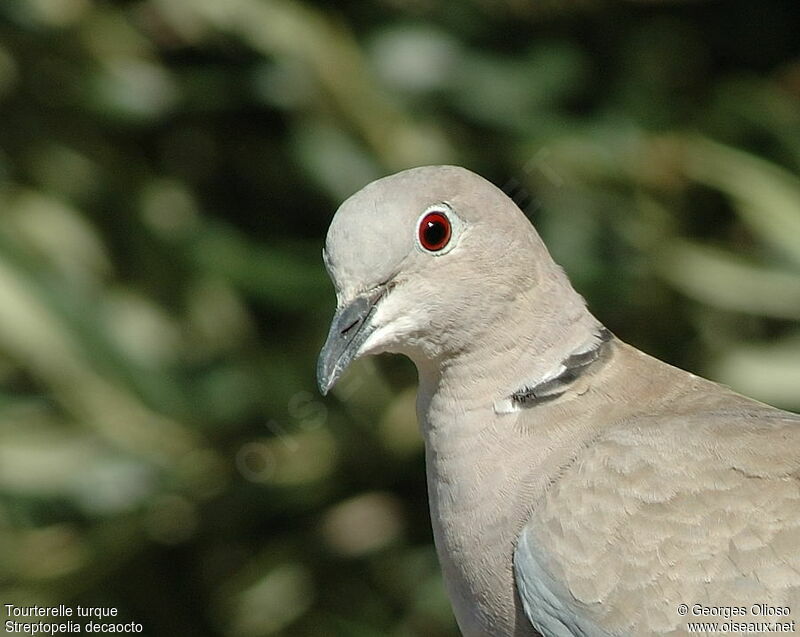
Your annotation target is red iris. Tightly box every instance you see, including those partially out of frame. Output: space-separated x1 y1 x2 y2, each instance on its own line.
418 212 452 252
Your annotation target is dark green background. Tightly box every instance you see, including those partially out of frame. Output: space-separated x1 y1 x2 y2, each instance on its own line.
1 0 799 635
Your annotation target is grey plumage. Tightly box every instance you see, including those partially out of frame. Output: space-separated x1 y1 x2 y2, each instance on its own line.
317 165 800 636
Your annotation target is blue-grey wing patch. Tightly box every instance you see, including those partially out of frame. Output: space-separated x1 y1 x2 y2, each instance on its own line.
515 529 616 637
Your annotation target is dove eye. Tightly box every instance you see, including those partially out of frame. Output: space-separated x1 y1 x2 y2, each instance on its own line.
418 210 452 253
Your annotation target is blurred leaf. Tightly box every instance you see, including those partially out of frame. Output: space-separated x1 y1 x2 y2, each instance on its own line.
658 240 800 319
222 563 314 637
86 58 179 122
450 44 587 133
291 120 382 200
709 77 800 169
369 25 462 96
160 0 453 168
187 222 329 311
710 334 800 410
2 187 111 291
683 137 800 266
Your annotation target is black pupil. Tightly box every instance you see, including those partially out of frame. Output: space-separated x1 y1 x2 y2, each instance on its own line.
424 219 447 247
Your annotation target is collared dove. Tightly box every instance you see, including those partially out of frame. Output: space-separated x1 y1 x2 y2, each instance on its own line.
317 165 800 636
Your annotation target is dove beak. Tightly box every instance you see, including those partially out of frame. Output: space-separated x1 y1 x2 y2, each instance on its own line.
317 285 387 395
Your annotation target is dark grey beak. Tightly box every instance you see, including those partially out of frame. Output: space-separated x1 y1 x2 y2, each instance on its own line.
317 286 386 395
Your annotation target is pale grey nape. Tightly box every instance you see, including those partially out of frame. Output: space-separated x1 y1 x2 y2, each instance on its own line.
317 165 800 637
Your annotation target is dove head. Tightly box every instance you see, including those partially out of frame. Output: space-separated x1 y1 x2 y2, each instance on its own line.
317 165 561 395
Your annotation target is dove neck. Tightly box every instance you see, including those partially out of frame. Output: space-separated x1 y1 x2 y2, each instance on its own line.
417 268 604 417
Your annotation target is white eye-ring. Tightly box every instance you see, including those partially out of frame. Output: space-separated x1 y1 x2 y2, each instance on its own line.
415 203 464 256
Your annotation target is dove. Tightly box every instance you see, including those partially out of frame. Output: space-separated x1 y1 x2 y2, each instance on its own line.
316 165 800 636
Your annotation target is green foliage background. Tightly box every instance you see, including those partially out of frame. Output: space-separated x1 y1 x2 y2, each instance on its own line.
0 0 799 635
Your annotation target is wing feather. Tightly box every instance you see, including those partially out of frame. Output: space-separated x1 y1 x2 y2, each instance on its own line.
514 409 800 636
